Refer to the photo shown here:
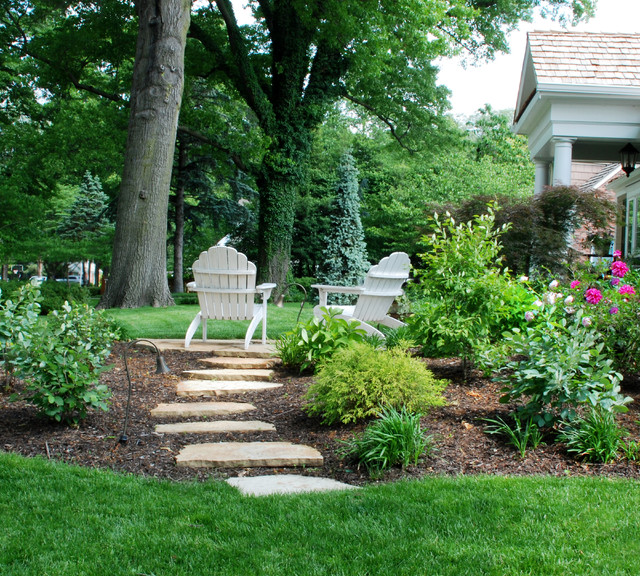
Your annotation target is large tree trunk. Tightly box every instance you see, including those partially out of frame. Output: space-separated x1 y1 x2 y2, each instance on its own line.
99 0 190 308
256 147 305 288
172 139 186 293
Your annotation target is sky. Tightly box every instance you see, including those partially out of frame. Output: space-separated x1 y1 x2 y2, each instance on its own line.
438 0 640 118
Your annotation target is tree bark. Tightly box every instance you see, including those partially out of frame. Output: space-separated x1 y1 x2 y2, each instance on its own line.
99 0 190 308
172 138 186 293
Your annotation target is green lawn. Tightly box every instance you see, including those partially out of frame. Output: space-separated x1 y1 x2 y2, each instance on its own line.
1 452 639 575
102 301 313 340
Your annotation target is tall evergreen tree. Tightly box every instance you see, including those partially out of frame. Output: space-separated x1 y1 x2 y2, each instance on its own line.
318 151 369 304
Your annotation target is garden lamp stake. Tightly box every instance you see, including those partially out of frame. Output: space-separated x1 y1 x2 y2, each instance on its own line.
119 339 170 444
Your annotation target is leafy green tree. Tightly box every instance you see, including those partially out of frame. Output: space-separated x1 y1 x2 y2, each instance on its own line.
190 0 593 289
317 151 369 302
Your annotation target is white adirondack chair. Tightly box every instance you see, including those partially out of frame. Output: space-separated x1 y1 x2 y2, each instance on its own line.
311 252 411 338
184 246 276 350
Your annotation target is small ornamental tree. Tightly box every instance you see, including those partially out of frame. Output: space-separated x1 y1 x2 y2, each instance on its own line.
318 151 369 304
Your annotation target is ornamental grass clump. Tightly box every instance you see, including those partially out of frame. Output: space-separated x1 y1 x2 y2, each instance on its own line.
303 341 447 425
557 407 625 464
339 406 435 478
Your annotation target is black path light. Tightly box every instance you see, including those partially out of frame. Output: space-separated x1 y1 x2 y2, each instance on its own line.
274 283 308 324
119 339 170 444
620 142 639 177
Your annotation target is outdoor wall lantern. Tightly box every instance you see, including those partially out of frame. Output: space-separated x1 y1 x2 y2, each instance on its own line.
620 143 639 177
119 339 170 444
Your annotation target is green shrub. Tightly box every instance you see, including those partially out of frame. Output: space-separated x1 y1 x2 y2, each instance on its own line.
13 302 120 425
495 308 631 427
304 342 447 425
408 205 513 372
557 408 625 464
276 307 367 372
38 281 88 315
339 406 435 478
0 284 41 387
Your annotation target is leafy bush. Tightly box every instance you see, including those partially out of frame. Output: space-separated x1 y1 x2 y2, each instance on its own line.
408 205 513 372
13 302 120 425
0 284 41 387
37 281 88 315
304 342 447 425
483 414 544 458
276 307 367 372
557 408 625 464
339 406 435 478
495 307 631 427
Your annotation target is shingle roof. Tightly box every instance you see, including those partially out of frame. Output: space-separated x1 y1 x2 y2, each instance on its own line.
529 31 640 87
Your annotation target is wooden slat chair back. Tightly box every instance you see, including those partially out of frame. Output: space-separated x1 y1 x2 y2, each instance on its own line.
184 246 276 349
311 252 411 338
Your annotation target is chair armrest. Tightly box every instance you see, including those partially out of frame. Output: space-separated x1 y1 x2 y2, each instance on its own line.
311 284 364 307
186 281 197 292
256 283 277 301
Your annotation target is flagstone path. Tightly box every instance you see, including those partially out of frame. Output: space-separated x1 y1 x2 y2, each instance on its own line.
147 339 356 496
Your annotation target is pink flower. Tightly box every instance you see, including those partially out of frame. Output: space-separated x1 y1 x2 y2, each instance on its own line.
619 284 636 296
613 250 622 258
611 260 629 278
582 316 592 327
570 280 581 289
609 307 619 315
611 278 621 287
585 288 603 305
524 311 535 322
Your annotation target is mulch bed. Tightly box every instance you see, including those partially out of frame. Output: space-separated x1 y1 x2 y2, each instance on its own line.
1 342 640 485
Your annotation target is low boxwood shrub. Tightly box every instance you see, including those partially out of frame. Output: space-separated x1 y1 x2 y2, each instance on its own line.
303 342 447 425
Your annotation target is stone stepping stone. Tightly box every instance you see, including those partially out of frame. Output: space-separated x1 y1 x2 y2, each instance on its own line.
199 356 280 370
155 421 276 434
176 442 323 468
150 402 256 418
141 339 276 357
182 368 274 382
226 475 358 496
177 380 282 397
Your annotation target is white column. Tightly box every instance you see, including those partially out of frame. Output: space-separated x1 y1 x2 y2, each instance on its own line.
533 160 550 196
552 138 575 186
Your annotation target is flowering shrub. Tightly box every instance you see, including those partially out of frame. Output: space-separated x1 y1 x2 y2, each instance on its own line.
495 307 631 427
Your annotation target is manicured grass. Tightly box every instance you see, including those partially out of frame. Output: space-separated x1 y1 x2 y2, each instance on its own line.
102 302 313 340
1 452 639 575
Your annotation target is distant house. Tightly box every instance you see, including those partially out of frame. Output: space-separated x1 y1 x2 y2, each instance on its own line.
513 31 640 262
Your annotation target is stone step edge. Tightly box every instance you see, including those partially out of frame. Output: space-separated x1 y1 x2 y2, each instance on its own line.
176 380 283 397
176 442 324 468
155 421 276 434
226 475 358 496
150 401 256 418
182 368 274 382
199 357 281 369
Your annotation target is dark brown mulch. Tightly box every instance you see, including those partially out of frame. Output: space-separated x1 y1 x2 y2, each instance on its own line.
1 342 640 486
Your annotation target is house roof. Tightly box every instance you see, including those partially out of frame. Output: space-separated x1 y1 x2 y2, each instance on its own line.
515 31 640 122
577 162 622 193
530 31 640 86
